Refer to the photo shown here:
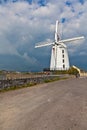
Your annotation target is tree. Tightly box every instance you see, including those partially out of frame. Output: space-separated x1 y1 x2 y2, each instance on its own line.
68 67 79 75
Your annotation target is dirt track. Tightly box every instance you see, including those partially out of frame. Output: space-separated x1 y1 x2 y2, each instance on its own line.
0 77 87 130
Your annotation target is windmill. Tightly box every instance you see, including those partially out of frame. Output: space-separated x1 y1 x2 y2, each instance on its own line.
35 20 84 70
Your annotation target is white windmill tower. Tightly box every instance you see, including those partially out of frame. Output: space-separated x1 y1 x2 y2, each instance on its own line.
35 20 84 70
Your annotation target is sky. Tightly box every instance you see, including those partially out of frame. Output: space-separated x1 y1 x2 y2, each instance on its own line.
0 0 87 72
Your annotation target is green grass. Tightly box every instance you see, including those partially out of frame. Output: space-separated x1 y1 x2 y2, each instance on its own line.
44 77 68 83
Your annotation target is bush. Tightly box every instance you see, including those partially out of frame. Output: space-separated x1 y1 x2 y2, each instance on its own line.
68 67 79 75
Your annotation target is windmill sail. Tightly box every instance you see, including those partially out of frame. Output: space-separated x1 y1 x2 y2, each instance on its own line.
58 36 84 44
35 42 54 48
55 20 61 42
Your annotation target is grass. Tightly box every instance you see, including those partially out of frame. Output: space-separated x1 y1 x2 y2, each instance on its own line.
44 77 68 83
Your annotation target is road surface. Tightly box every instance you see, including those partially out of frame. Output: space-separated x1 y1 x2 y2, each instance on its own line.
0 77 87 130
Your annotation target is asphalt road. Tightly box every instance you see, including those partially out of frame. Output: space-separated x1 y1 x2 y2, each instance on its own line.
0 77 87 130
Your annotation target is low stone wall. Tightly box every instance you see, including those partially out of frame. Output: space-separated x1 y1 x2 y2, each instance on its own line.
80 72 87 77
0 75 63 91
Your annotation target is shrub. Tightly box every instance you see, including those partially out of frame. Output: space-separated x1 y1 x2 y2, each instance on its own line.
68 67 79 75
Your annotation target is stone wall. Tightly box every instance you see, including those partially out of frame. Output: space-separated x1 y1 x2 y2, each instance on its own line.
0 75 62 91
80 72 87 77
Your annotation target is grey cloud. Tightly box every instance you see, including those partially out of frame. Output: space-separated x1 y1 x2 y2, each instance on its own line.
0 0 86 71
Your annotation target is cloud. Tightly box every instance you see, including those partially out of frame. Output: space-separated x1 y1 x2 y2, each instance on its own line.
0 0 86 71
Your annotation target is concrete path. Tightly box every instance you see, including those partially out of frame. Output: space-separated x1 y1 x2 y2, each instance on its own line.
0 77 87 130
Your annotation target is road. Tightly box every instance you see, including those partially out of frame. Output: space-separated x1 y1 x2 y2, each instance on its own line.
0 77 87 130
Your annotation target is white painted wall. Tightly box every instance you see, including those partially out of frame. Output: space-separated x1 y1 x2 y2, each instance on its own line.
50 44 70 70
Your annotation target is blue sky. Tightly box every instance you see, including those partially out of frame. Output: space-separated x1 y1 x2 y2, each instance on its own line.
0 0 86 71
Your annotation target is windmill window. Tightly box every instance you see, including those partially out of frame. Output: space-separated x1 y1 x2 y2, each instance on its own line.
63 59 64 63
63 64 65 69
62 54 64 58
62 50 64 53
